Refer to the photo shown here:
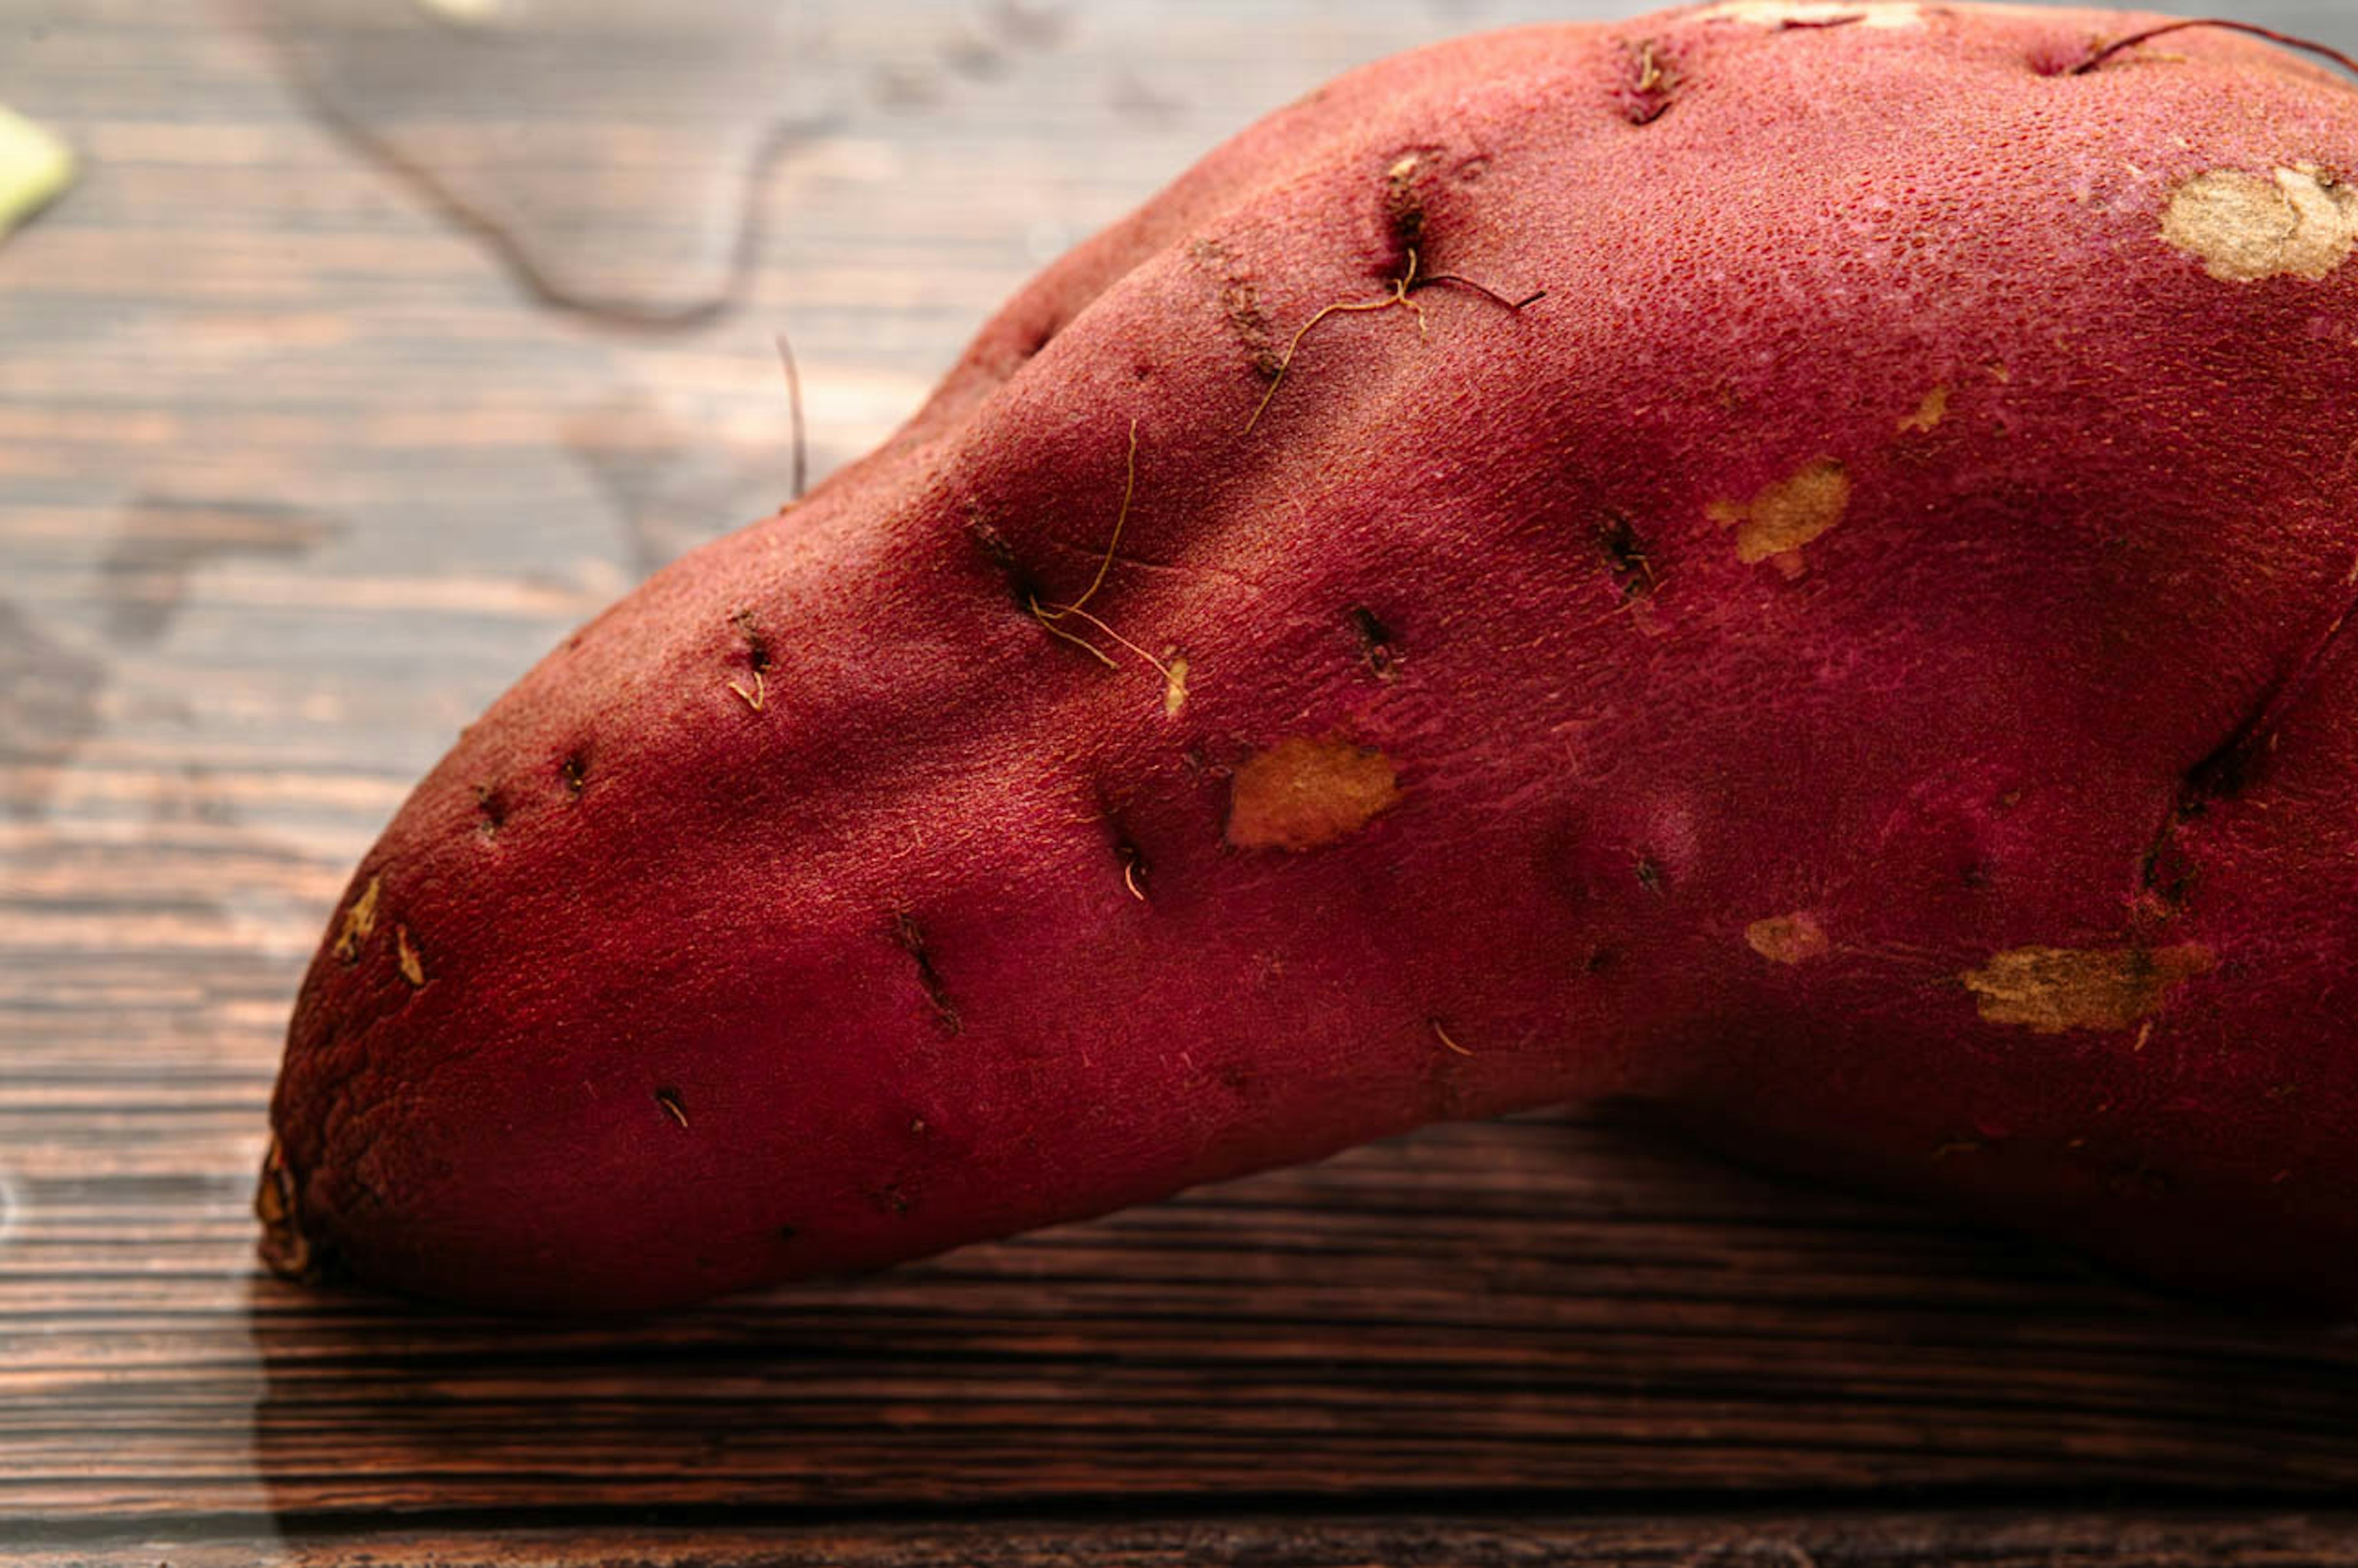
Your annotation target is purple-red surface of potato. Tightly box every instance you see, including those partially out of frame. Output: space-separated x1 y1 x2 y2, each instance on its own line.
262 2 2358 1315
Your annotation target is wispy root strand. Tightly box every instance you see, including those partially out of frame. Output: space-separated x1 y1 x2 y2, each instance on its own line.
1245 248 1544 435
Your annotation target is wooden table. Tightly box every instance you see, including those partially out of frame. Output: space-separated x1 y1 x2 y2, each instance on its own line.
6 2 2358 1562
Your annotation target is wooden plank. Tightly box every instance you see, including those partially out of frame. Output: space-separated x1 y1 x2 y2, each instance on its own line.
6 1102 2358 1518
14 1512 2358 1568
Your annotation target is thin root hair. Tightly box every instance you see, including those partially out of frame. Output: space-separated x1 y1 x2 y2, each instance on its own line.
2071 18 2358 77
1245 248 1544 435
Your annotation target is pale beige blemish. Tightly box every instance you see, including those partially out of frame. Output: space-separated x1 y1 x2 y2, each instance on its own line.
1226 735 1400 852
1698 1 1924 26
1897 385 1949 435
1162 652 1189 718
1961 943 2213 1034
253 1138 318 1284
395 925 426 988
2162 165 2356 282
1708 457 1851 566
1746 912 1831 964
332 874 382 963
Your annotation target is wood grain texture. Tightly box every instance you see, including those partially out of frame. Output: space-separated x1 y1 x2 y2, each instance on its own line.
18 1513 2358 1568
6 0 2358 1562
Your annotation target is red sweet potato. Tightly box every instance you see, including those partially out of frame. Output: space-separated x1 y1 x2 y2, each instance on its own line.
261 2 2358 1315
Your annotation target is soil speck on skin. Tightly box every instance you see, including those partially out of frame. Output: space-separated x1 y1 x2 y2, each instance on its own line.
1961 942 2213 1033
1709 457 1850 565
1746 912 1830 964
2162 165 2356 282
1226 736 1399 852
1897 385 1949 433
333 875 383 963
395 925 426 987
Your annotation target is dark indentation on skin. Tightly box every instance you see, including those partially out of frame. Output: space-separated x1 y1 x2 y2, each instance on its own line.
99 497 340 645
473 783 507 839
1960 860 1991 890
1597 511 1656 599
559 751 590 799
895 913 962 1035
2138 834 2198 910
1584 944 1618 974
1617 37 1679 125
1019 317 1061 362
654 1087 688 1128
1347 605 1398 680
776 1224 800 1244
733 608 773 673
971 521 1051 618
1635 856 1665 896
0 600 107 823
1189 238 1283 381
1382 145 1448 251
2140 573 2358 907
871 1178 914 1215
1116 839 1150 902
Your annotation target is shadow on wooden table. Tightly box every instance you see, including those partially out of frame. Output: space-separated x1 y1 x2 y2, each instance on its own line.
237 1108 2358 1527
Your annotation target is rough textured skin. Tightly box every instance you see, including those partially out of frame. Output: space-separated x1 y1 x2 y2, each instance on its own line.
263 2 2358 1316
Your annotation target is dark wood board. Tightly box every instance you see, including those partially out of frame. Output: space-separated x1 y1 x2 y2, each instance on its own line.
6 1 2358 1562
20 1513 2358 1568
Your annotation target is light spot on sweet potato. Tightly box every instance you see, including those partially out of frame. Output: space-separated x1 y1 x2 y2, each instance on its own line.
1961 943 2213 1034
1226 735 1399 852
1700 1 1923 26
253 1138 319 1284
395 925 426 987
1163 653 1189 718
1384 150 1436 246
1897 385 1948 434
1746 912 1830 964
1618 38 1679 125
332 874 381 964
1708 457 1850 566
2162 165 2355 282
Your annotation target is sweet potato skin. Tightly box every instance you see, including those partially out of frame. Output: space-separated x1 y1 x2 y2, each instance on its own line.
265 3 2358 1314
